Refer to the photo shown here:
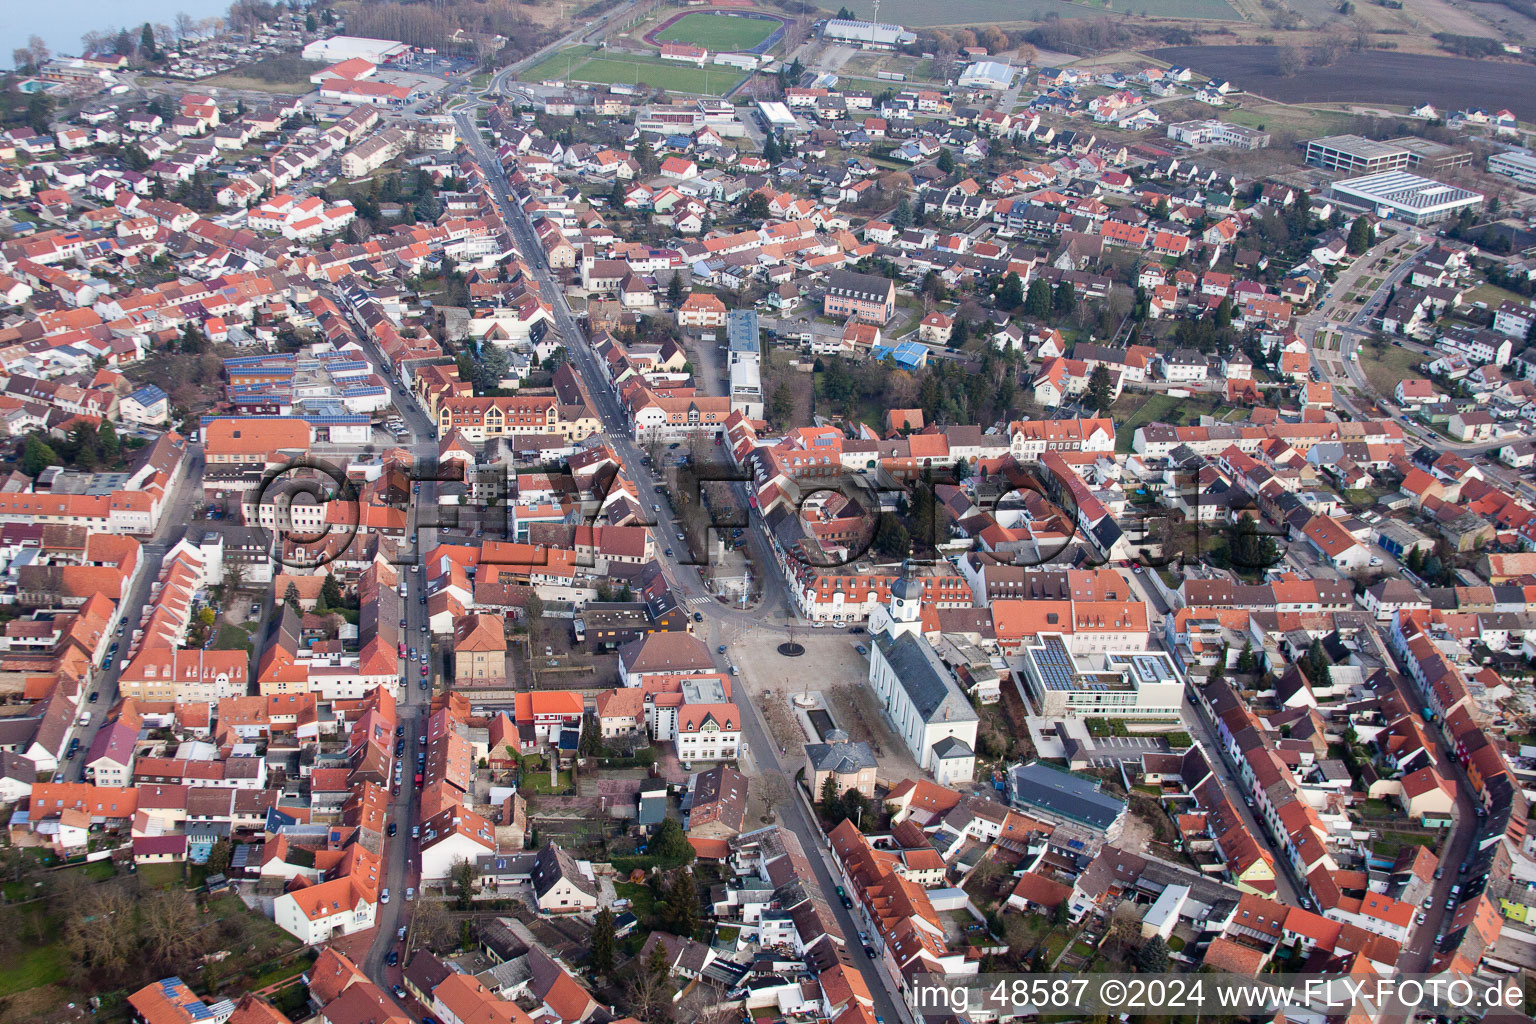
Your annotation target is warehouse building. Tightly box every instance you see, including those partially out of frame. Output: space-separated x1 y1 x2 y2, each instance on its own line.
302 35 411 64
957 61 1017 90
820 19 916 49
1330 170 1484 225
1304 134 1411 175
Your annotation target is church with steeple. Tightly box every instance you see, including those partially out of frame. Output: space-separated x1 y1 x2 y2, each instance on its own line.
866 577 978 785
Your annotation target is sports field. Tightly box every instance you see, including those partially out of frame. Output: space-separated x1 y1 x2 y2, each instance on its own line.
519 47 747 95
655 11 779 50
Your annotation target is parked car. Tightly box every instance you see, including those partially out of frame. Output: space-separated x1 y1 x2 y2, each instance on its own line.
387 823 397 837
381 889 390 904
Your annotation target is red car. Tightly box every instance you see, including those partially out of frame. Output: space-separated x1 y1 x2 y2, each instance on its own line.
420 664 429 677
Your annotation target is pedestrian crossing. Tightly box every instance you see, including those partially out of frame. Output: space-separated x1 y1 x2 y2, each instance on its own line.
685 594 713 607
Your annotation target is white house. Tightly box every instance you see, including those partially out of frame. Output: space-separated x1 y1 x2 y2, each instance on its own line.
419 806 496 881
273 876 377 945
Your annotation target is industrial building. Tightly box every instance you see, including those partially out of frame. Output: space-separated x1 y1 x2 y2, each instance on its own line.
756 101 797 130
726 310 763 420
1390 136 1473 175
301 35 411 64
1329 171 1484 225
956 61 1017 90
1304 135 1411 175
1489 149 1536 187
819 19 916 49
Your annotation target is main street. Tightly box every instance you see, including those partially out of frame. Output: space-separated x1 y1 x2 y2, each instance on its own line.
69 443 205 782
452 106 911 1024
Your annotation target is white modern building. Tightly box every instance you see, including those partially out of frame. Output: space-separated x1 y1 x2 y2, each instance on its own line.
1489 149 1536 187
1329 171 1484 226
301 35 411 64
957 61 1017 90
820 19 916 49
1015 633 1184 720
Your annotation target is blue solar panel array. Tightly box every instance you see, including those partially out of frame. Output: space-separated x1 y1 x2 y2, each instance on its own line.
1031 634 1077 691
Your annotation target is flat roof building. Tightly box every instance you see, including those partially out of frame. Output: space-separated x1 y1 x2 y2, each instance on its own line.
756 100 796 128
1330 170 1484 225
302 35 411 64
821 19 916 49
1304 134 1411 175
957 61 1017 90
1016 633 1184 720
1390 136 1473 174
1489 149 1536 188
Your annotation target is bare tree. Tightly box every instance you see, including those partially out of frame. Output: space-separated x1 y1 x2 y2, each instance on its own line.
12 48 33 73
27 35 50 69
142 888 199 972
81 30 113 55
174 12 197 41
412 898 456 950
64 881 138 980
1276 43 1304 77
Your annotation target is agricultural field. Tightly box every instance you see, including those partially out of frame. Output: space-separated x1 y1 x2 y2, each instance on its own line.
655 11 780 51
1152 45 1536 121
522 50 748 95
834 0 1239 26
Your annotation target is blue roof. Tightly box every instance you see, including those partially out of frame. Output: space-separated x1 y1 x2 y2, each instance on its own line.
128 384 167 405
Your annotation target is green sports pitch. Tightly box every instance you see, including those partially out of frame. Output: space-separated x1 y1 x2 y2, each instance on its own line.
655 12 779 50
519 48 748 96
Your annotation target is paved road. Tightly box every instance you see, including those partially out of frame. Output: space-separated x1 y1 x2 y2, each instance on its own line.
452 106 912 1024
68 445 205 780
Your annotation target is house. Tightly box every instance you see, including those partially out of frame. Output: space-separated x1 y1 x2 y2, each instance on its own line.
1302 515 1371 572
676 291 727 329
823 269 896 325
274 875 378 945
530 841 599 913
686 765 748 839
1449 410 1495 442
805 739 878 800
453 613 506 687
1395 379 1434 409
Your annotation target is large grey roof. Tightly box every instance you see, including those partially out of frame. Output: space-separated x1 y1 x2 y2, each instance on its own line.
873 631 977 727
1007 761 1126 831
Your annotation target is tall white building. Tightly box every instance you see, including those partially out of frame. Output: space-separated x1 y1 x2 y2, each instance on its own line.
866 578 978 785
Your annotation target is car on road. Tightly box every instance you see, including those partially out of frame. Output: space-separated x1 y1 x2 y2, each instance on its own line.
718 645 727 653
381 889 390 903
835 885 852 908
1423 897 1434 908
421 665 429 677
1434 867 1444 879
386 950 399 966
855 644 868 655
88 692 99 703
693 611 704 622
406 887 415 901
665 549 672 557
1417 912 1427 925
392 985 406 1000
412 825 420 839
409 648 417 660
848 626 864 634
387 823 397 837
1446 897 1455 909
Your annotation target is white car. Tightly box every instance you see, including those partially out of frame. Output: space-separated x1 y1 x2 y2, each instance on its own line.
381 888 390 903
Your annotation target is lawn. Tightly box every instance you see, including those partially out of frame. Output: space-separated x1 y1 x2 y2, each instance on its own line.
1112 391 1226 452
214 623 255 655
1358 341 1423 400
563 53 747 96
135 861 186 889
655 12 778 51
0 942 69 997
517 46 598 83
204 54 326 95
1374 831 1436 858
518 769 574 795
1467 281 1529 310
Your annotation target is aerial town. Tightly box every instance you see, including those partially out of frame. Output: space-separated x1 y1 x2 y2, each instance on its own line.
4 0 1536 1022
